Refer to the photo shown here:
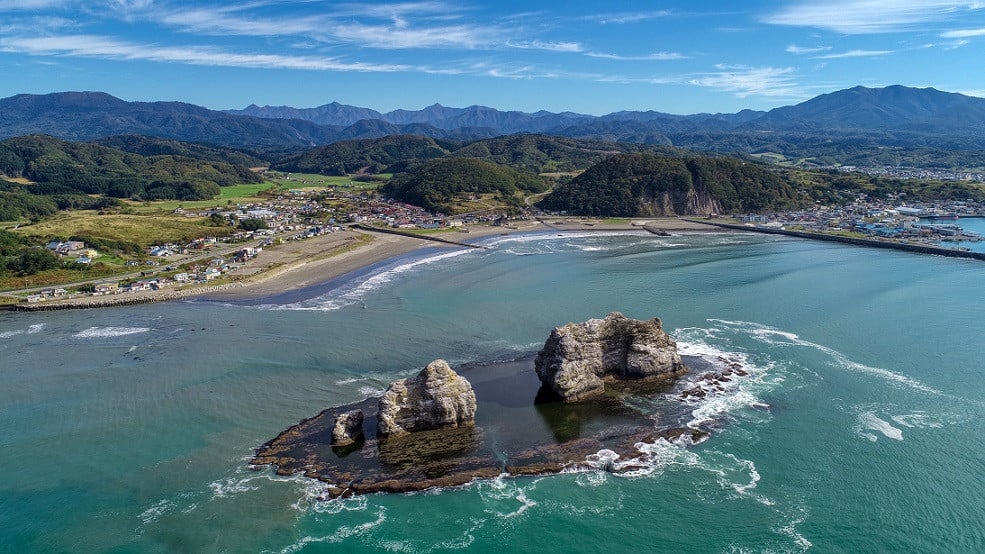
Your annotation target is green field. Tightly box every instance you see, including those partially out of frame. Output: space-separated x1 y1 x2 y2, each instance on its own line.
267 173 391 191
14 212 227 246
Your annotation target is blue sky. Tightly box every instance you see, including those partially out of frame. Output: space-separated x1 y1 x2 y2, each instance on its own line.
2 1 985 115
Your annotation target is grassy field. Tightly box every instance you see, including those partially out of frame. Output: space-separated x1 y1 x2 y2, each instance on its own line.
268 173 390 191
14 211 224 246
125 181 281 214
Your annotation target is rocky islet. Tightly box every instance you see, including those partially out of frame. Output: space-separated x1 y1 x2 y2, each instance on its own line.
252 314 746 498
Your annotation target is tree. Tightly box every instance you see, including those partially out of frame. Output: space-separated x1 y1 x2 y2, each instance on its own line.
238 218 268 231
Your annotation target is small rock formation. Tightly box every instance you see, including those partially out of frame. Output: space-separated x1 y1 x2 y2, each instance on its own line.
535 312 687 402
377 359 477 438
331 410 364 446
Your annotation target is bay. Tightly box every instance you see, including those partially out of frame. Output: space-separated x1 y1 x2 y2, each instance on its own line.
1 231 982 553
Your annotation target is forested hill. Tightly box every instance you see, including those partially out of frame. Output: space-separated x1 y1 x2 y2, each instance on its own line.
93 135 267 168
381 158 549 213
448 134 676 173
538 153 806 217
0 135 262 201
271 135 456 175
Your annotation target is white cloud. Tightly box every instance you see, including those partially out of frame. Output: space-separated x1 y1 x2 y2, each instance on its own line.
786 44 832 54
153 4 508 50
586 51 686 60
941 26 985 37
590 11 673 24
507 40 584 53
0 34 410 72
0 0 73 9
689 65 802 97
764 1 985 34
814 49 894 58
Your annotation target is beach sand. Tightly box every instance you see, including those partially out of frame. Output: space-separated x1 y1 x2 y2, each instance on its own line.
15 218 723 309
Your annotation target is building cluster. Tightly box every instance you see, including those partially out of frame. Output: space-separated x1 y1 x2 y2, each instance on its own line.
829 166 985 182
733 198 985 246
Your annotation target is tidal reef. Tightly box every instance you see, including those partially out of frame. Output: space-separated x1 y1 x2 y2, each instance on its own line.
251 314 743 498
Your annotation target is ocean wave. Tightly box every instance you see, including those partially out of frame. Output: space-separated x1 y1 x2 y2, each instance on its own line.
262 249 475 312
706 319 942 395
857 411 904 441
0 322 46 339
73 326 151 338
279 507 388 554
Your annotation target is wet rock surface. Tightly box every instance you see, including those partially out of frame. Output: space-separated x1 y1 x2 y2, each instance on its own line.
252 353 738 499
377 359 477 438
534 312 688 402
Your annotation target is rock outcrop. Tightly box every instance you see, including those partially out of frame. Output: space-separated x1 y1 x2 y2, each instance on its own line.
377 359 477 438
535 312 687 402
331 410 364 446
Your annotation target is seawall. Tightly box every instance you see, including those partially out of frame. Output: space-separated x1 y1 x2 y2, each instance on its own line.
684 219 985 261
351 223 488 249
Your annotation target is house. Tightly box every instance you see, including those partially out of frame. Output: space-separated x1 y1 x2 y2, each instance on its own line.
94 283 119 294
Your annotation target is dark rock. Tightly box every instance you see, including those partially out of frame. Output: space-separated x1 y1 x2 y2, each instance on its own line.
377 359 477 438
534 312 688 402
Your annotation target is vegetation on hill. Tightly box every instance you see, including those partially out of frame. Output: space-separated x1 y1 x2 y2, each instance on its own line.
449 134 677 173
780 168 985 204
0 135 262 206
381 158 549 213
272 135 455 175
93 135 267 168
538 153 806 216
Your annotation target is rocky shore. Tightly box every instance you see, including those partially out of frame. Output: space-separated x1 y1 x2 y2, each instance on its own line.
251 314 748 498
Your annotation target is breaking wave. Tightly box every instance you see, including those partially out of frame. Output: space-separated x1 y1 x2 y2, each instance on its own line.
73 326 151 338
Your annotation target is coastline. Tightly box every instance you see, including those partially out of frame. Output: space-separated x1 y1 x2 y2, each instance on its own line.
9 218 724 311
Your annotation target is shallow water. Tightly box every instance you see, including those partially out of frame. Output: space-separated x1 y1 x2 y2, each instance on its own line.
1 230 983 552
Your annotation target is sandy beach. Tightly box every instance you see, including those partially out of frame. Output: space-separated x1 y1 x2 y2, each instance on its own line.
12 218 723 310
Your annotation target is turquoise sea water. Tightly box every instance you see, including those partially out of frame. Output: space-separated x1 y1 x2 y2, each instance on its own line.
2 231 983 553
926 215 985 252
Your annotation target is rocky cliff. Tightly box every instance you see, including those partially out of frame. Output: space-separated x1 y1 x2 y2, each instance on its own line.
535 312 688 402
377 359 477 438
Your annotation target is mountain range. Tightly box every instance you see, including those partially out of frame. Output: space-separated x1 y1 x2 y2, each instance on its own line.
3 86 985 164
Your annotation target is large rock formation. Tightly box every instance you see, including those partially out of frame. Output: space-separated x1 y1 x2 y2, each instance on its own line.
331 410 364 446
535 312 687 402
377 359 477 438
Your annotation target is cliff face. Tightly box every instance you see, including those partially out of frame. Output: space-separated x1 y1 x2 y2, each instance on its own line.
638 186 721 217
377 359 477 438
534 312 688 402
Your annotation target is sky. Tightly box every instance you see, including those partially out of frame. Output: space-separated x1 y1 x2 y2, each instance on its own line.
2 1 985 115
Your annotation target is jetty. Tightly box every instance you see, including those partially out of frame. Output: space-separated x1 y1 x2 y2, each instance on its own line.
684 219 985 261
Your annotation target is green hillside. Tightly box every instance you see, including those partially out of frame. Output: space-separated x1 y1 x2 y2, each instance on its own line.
381 158 549 213
538 153 807 216
0 135 263 203
271 135 455 175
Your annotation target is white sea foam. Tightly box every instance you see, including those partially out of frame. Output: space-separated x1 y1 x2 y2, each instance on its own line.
73 326 151 338
707 319 941 395
891 412 943 429
278 508 388 554
358 386 385 397
0 323 46 339
858 411 904 441
137 499 174 527
265 248 474 312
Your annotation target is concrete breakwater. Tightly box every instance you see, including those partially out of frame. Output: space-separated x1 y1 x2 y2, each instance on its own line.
9 284 237 311
351 223 489 249
686 219 985 261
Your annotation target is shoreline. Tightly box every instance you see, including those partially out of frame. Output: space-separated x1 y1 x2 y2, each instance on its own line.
686 219 985 261
8 218 724 311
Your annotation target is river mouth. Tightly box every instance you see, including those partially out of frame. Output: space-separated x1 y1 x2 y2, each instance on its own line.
251 354 726 498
